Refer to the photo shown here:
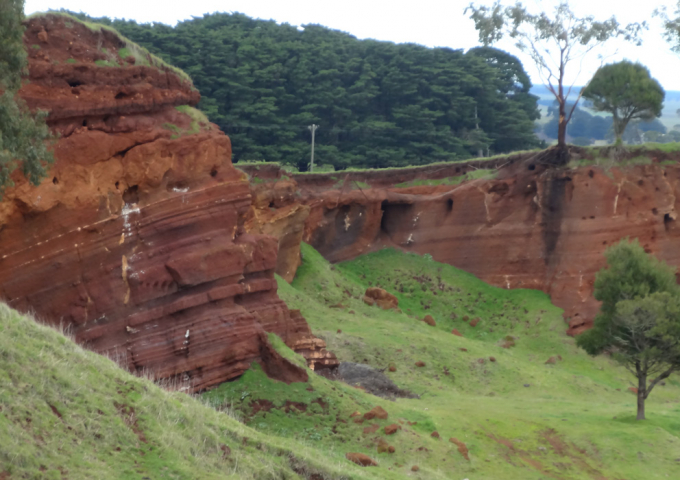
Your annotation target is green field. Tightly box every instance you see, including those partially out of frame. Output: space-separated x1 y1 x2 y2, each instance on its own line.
207 244 680 479
3 244 680 479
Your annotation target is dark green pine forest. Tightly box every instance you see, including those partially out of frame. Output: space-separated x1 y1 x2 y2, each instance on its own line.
74 12 541 170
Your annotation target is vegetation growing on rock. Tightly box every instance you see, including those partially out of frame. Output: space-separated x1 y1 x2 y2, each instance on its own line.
0 0 53 194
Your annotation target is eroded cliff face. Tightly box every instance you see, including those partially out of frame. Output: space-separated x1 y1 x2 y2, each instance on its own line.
0 14 335 392
241 151 680 335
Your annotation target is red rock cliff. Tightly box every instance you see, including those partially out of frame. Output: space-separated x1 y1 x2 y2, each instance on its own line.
0 14 335 392
241 150 680 336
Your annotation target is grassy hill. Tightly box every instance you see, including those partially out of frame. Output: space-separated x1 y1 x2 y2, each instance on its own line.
210 244 680 479
0 304 363 479
3 244 680 479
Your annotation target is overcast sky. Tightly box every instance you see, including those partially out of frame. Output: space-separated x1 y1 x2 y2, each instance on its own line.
24 0 680 90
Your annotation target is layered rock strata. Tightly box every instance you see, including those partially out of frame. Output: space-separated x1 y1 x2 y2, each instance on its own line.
241 151 680 335
0 14 335 392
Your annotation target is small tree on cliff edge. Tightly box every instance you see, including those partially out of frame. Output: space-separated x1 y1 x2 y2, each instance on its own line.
582 61 664 146
576 239 680 420
0 0 53 195
465 1 644 163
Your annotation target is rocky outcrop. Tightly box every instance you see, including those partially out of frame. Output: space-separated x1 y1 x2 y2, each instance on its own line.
0 14 336 393
245 178 310 283
241 150 680 335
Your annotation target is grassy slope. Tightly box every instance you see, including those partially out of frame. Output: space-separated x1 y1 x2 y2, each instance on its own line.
213 244 680 480
0 305 368 480
4 244 680 479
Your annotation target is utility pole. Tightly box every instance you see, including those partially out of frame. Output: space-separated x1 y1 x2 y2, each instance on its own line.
474 106 483 158
308 124 319 172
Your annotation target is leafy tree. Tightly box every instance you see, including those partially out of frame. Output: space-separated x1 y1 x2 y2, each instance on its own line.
582 61 664 146
466 1 644 161
71 11 541 170
657 2 680 53
576 239 680 420
0 0 53 194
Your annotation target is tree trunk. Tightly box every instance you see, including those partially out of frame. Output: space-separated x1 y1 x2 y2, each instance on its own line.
637 371 647 420
614 114 624 147
557 100 567 149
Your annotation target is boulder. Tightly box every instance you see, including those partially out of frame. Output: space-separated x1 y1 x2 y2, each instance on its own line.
384 424 401 435
364 406 389 420
362 287 399 310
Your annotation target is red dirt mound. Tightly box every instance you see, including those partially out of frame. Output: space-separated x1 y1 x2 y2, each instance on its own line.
362 287 399 310
346 453 377 467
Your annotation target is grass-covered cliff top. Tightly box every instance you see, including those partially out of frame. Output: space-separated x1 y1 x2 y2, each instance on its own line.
25 11 193 85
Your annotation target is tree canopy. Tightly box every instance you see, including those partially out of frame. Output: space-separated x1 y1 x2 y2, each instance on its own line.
69 11 541 170
576 239 680 420
466 1 643 157
582 61 664 146
0 0 53 194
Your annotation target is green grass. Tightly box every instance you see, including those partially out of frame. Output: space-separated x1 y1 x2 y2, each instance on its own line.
5 239 680 478
162 123 181 135
0 305 364 479
94 59 119 67
254 244 680 479
394 168 497 188
65 58 77 64
174 105 209 135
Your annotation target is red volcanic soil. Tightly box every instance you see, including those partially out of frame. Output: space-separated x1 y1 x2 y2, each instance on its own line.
0 14 336 392
240 147 680 335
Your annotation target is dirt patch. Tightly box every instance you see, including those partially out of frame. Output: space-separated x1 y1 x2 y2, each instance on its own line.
250 399 274 416
311 397 328 413
320 362 418 400
449 437 470 460
363 423 380 434
487 429 604 479
113 401 147 443
47 403 63 420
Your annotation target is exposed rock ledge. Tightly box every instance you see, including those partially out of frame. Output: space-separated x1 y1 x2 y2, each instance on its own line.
0 14 336 392
241 150 680 336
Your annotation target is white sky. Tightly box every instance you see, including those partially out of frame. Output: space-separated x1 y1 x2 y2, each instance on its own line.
24 0 680 90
